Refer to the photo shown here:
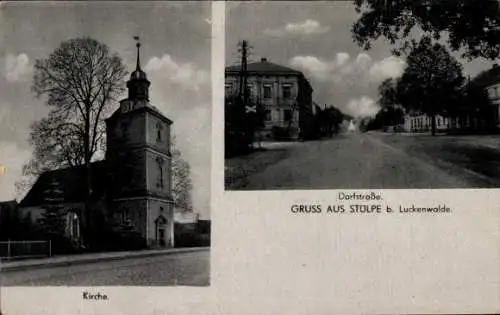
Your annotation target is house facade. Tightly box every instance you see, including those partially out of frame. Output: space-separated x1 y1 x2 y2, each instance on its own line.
225 58 315 140
19 43 175 249
474 64 500 127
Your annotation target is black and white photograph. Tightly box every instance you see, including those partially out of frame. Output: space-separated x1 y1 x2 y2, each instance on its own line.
0 1 211 286
224 1 500 190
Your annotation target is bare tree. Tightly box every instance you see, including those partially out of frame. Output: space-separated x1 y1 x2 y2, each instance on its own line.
171 138 193 212
21 37 127 243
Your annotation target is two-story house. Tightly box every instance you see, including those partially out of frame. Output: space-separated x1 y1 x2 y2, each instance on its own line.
473 64 500 128
225 58 315 140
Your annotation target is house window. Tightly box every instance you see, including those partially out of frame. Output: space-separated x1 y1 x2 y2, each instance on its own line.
246 84 252 96
284 109 293 122
282 85 292 99
156 122 163 143
225 84 232 96
264 109 272 121
156 157 164 188
263 85 272 99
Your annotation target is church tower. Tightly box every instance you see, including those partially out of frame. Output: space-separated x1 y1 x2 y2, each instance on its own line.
105 39 174 248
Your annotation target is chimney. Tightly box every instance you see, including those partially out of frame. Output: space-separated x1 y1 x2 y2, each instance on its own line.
261 57 267 62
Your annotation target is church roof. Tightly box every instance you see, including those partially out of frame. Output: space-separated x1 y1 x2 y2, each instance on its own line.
106 103 173 125
19 161 108 208
472 65 500 88
225 58 303 75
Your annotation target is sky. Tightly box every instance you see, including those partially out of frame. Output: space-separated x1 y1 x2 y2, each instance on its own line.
0 1 211 219
225 1 498 119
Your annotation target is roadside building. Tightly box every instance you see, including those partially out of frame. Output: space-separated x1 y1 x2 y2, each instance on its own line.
0 200 18 223
225 58 315 140
472 64 500 128
403 65 500 133
174 211 210 247
403 112 451 133
0 200 19 239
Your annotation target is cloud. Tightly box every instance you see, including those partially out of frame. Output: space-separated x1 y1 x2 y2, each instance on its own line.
4 53 33 83
264 19 330 37
369 56 406 82
289 56 333 81
290 52 404 86
170 105 211 219
144 54 209 92
343 96 380 118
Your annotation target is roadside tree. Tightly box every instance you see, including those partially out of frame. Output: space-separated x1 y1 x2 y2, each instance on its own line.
23 37 127 245
397 37 465 135
352 0 500 60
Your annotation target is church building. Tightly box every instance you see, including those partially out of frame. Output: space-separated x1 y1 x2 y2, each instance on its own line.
18 41 175 248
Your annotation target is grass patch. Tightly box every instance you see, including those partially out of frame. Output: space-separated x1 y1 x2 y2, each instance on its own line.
225 148 290 189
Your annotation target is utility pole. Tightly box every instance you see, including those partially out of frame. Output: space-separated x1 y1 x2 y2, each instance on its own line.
237 40 256 148
238 40 249 107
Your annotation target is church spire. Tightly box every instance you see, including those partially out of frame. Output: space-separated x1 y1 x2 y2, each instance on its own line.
135 36 142 71
127 36 150 101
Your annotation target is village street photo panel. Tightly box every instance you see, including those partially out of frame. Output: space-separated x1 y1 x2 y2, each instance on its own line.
224 1 500 191
0 1 211 286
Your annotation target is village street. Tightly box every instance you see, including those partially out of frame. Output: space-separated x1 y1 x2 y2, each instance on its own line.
226 132 500 190
0 249 209 286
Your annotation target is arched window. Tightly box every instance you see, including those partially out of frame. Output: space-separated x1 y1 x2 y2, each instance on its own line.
121 209 128 224
156 122 163 143
156 157 164 188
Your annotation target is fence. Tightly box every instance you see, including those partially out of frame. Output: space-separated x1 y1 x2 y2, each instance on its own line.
0 240 51 260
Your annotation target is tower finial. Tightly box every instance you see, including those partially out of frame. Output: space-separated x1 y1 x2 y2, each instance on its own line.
133 36 141 70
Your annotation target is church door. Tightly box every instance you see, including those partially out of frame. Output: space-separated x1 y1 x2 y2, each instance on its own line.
155 216 168 247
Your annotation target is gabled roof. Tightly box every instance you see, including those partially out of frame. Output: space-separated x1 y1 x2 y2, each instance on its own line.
472 65 500 88
19 161 108 208
225 58 303 75
106 102 173 125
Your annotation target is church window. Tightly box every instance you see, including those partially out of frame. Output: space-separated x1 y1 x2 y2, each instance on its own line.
156 122 163 143
121 209 129 224
156 157 164 188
